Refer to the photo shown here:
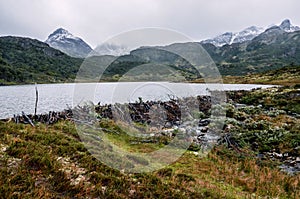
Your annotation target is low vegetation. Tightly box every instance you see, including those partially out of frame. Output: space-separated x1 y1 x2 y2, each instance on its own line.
222 65 300 86
0 36 82 85
1 34 300 85
0 84 299 198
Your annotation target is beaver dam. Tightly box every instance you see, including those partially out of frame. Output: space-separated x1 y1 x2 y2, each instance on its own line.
0 86 299 198
3 87 300 176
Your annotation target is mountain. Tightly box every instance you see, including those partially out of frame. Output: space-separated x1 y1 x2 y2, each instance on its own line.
202 26 264 47
93 43 131 56
48 23 300 81
97 46 200 81
202 32 235 47
278 19 300 32
202 19 299 47
1 19 300 85
201 27 300 75
232 26 265 43
45 28 92 58
0 36 82 84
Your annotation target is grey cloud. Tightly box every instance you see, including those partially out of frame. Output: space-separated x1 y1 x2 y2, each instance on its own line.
0 0 299 48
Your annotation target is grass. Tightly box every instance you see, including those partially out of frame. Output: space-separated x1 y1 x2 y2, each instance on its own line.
222 65 300 86
1 66 299 198
191 65 300 86
0 118 299 198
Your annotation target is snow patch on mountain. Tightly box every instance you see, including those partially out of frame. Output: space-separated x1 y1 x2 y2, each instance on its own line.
45 28 92 58
279 19 300 32
202 26 264 47
46 28 81 43
202 19 300 47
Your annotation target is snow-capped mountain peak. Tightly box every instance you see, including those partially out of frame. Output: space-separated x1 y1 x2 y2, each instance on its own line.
46 28 79 43
50 28 69 36
45 28 92 58
201 19 300 47
232 26 264 44
279 19 300 32
202 26 264 47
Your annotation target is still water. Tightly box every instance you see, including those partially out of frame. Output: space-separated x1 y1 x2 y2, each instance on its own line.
0 82 274 119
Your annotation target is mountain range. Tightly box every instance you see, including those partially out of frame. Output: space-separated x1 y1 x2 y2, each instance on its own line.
45 19 300 58
201 19 300 47
201 25 300 75
0 19 300 84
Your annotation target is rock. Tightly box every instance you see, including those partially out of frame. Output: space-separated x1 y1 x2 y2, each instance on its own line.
296 157 300 163
0 144 7 152
274 152 283 159
257 153 266 160
70 174 85 186
162 128 174 133
7 157 21 169
235 103 247 108
283 153 289 158
129 189 136 196
178 128 186 133
164 122 173 128
199 119 210 127
200 126 208 133
174 121 181 126
197 134 206 138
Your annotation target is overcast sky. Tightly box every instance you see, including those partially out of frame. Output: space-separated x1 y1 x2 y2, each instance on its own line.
0 0 299 48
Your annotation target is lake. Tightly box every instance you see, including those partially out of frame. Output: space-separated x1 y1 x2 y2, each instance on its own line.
0 82 275 119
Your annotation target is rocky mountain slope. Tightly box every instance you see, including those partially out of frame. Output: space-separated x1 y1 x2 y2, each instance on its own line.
202 26 264 47
93 19 300 77
202 19 299 47
201 27 300 75
45 28 92 58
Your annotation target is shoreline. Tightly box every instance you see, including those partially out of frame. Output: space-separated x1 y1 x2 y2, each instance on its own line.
2 86 299 175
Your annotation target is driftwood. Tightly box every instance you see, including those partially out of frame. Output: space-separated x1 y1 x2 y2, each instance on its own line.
95 103 113 119
11 109 73 126
22 111 34 127
34 84 38 117
94 98 182 128
125 99 182 128
197 95 212 115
